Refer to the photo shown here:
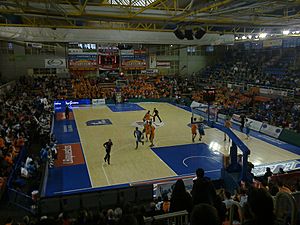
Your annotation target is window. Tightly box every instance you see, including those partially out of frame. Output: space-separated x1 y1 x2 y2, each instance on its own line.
0 41 14 54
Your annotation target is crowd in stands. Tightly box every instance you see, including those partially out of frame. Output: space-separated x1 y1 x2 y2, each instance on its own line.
72 78 115 99
121 76 172 100
3 166 299 225
0 76 64 198
199 48 300 89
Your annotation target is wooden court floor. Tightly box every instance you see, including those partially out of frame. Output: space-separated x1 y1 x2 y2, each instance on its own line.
72 103 300 188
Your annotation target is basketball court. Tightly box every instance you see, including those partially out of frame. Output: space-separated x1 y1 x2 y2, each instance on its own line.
44 102 300 197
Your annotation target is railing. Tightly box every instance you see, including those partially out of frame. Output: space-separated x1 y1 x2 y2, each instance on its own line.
144 210 189 225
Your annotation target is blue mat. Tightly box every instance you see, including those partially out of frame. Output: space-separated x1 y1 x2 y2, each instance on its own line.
152 143 222 180
107 103 145 112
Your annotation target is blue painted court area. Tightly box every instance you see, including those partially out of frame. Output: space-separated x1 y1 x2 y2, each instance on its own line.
107 103 145 112
53 120 80 144
152 143 223 180
44 110 92 197
45 164 91 196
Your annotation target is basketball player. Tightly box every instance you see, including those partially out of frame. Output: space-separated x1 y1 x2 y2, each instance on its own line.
198 119 205 141
152 108 162 123
149 122 156 147
143 110 151 121
191 118 197 142
245 119 252 139
224 116 232 141
65 105 70 120
103 139 113 165
144 120 151 142
240 113 246 133
134 127 144 149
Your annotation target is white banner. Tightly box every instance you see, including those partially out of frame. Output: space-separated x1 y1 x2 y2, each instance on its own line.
231 114 241 125
149 54 157 69
92 99 106 105
260 123 283 138
259 88 288 97
45 58 66 68
246 118 263 132
263 39 282 48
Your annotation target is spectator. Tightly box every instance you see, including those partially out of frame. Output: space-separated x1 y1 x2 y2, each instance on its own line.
242 188 274 225
263 167 273 181
191 168 216 206
190 203 221 225
169 179 193 213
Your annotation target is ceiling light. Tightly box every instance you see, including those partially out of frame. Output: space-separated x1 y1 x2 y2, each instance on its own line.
235 36 239 40
255 35 259 39
247 35 252 39
282 30 290 35
296 31 300 34
242 35 247 40
259 33 267 39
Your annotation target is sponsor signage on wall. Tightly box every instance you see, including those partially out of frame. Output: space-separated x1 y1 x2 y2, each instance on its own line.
92 99 106 105
260 122 283 138
45 58 66 68
246 118 263 132
149 54 157 68
120 49 147 70
259 88 288 97
263 39 282 48
156 61 171 68
68 54 97 68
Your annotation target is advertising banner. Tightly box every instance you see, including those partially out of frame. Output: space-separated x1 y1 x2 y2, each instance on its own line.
260 122 283 138
149 54 157 68
263 39 282 48
92 99 106 105
246 118 263 132
259 88 288 97
68 54 97 68
54 99 91 108
120 49 147 70
156 61 171 68
45 58 66 68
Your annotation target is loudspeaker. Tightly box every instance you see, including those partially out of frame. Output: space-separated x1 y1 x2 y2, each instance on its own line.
185 29 194 40
195 28 206 39
174 29 185 39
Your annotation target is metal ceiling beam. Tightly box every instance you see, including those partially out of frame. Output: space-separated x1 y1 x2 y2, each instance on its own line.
131 0 168 17
80 0 89 14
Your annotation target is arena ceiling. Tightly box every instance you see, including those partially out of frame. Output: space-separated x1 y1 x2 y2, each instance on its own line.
0 0 300 34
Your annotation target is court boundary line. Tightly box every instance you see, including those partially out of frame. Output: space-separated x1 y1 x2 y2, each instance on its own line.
101 164 111 185
72 109 94 187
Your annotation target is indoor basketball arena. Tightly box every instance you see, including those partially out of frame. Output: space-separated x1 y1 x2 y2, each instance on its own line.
0 1 300 225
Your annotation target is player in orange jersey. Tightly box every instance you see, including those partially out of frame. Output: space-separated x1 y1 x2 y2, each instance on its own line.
149 122 156 147
144 120 151 142
143 110 151 121
191 118 197 143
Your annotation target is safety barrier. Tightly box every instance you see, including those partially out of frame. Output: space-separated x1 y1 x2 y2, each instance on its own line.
38 184 154 215
144 210 189 225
